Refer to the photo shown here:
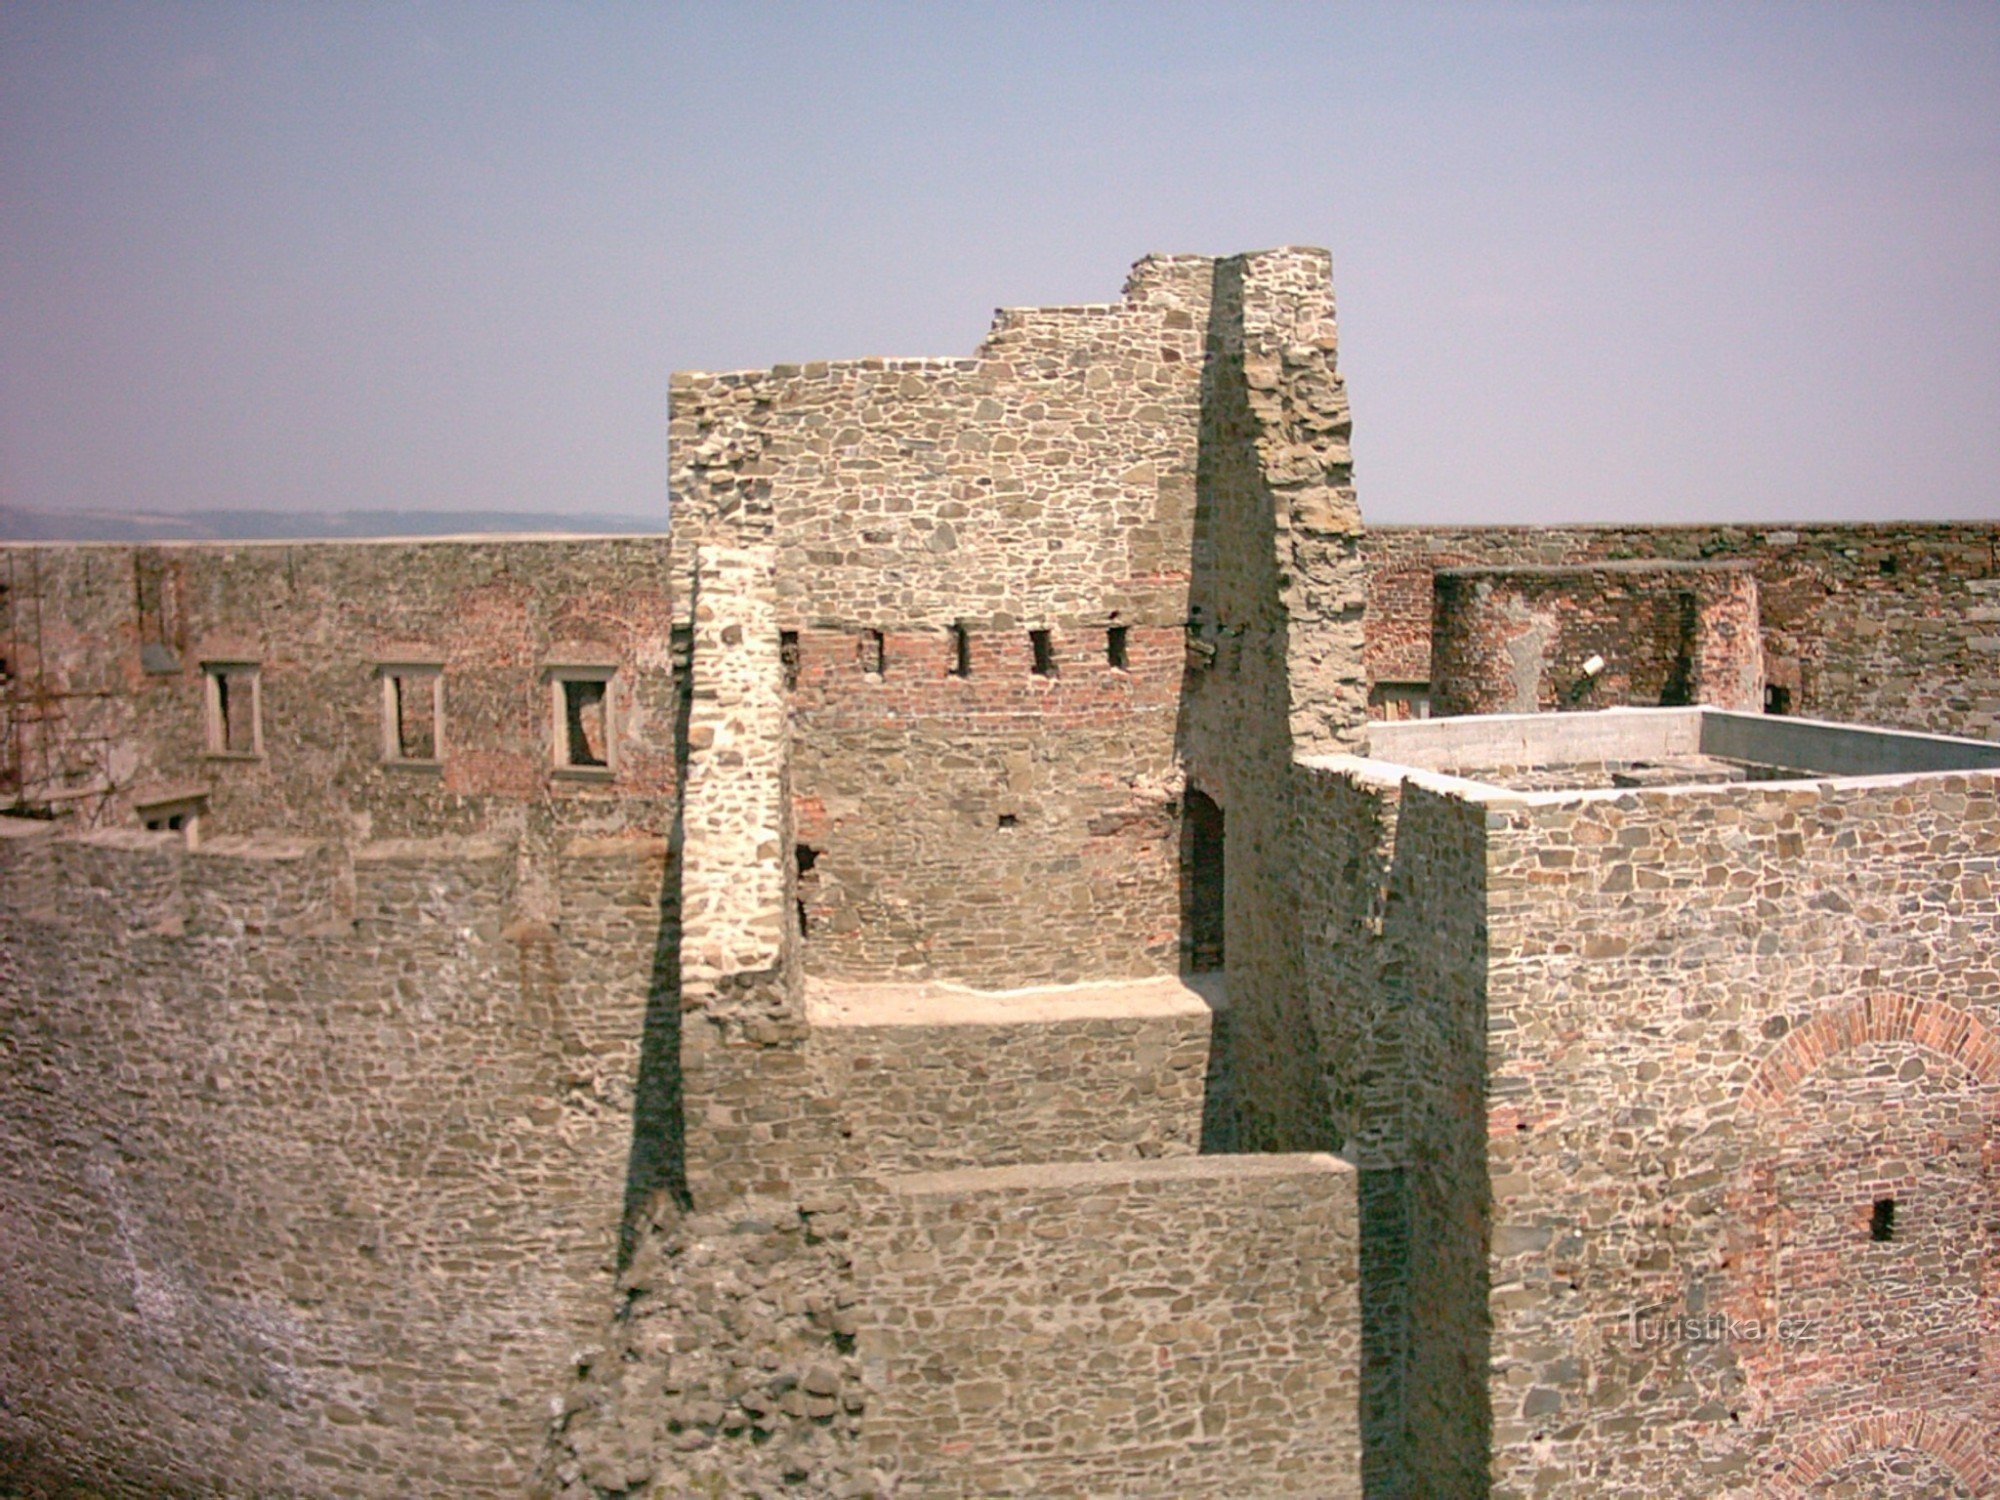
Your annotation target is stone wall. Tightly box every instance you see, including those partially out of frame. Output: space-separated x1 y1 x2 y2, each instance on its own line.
806 977 1214 1175
669 256 1216 990
856 1154 1361 1498
1429 561 1762 716
0 536 685 1497
1174 248 1368 1153
1481 769 2000 1496
0 538 682 844
671 248 1369 1002
1366 523 2000 740
0 822 670 1496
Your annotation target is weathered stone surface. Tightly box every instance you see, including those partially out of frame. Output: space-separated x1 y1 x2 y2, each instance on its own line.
4 249 1998 1500
855 1155 1362 1498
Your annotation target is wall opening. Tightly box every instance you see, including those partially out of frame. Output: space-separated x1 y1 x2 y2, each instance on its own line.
137 793 206 847
1030 629 1056 677
549 668 615 772
202 662 262 758
794 843 820 937
1180 788 1225 973
1106 624 1129 670
948 622 970 678
1658 591 1698 707
1871 1197 1896 1242
1765 683 1792 716
779 630 800 691
379 666 442 763
862 629 885 677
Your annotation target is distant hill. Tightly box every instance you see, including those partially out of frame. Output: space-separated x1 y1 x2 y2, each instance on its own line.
0 505 670 543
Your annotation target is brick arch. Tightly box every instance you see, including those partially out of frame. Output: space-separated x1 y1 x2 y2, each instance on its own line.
1740 993 2000 1113
1763 1410 1992 1496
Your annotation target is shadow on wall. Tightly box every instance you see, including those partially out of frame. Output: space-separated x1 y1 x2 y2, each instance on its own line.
1172 253 1331 1159
617 635 695 1260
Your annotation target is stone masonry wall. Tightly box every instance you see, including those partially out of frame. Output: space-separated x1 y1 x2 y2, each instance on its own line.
0 822 670 1497
1481 770 2000 1497
806 980 1213 1175
0 539 682 848
670 255 1215 991
855 1154 1361 1498
1366 524 2000 741
1176 249 1368 1154
1430 561 1762 717
671 248 1369 1000
0 536 684 1497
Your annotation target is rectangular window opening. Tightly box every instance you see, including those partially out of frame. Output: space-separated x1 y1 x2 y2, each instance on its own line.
1030 629 1056 678
1764 683 1792 716
1870 1197 1896 1242
380 667 442 763
203 663 261 758
1106 624 1129 670
549 667 616 773
949 622 971 678
779 630 801 692
794 842 821 937
862 629 885 677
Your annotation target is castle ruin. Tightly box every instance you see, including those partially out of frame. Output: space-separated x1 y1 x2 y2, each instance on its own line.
1 248 1996 1497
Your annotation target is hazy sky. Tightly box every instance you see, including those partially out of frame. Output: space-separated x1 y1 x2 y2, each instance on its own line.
3 2 1997 526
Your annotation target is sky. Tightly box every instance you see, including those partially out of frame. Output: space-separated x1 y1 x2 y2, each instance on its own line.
2 2 1997 528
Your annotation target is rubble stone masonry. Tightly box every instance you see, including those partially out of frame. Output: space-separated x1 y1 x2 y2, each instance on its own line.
6 247 2000 1499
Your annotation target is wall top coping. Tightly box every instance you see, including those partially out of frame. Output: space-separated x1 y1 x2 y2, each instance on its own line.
0 816 58 842
1367 521 2000 539
352 836 511 864
885 1151 1353 1200
808 973 1215 1029
1435 558 1757 579
194 835 323 862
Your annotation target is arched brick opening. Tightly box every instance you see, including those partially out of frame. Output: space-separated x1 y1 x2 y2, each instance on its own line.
1739 994 2000 1112
1730 1000 2000 1489
1762 1411 1993 1496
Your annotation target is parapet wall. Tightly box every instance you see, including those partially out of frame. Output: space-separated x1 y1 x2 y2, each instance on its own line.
1480 767 2000 1496
807 977 1215 1174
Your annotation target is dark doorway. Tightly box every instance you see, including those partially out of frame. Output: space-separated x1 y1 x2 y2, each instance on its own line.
1181 788 1225 973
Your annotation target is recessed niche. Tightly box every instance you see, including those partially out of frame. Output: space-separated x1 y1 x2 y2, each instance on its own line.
1870 1197 1896 1242
780 630 800 691
1030 629 1056 678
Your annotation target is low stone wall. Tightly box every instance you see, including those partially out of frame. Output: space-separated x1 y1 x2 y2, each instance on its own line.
856 1153 1361 1498
807 977 1215 1174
